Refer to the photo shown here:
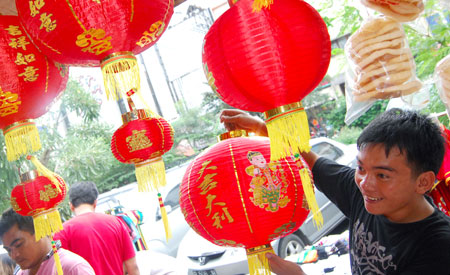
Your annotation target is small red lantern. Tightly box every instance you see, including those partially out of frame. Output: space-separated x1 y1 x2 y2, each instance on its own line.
203 0 331 161
111 103 174 240
430 126 450 216
0 15 68 161
16 0 173 100
180 133 311 274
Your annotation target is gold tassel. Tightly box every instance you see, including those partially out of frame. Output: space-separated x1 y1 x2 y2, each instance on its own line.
51 238 63 275
135 157 167 192
252 0 273 11
265 103 311 162
299 167 323 229
4 121 41 161
33 209 63 241
28 155 63 193
157 192 172 241
101 52 141 100
246 244 274 275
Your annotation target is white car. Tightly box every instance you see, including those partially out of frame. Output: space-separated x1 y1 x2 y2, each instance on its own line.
176 137 357 275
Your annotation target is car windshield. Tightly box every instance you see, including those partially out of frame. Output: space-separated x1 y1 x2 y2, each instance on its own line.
311 142 343 161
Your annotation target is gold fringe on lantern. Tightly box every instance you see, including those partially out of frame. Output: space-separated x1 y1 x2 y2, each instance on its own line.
51 238 63 275
246 244 274 275
252 0 273 11
157 192 172 241
28 155 63 193
101 52 141 100
264 102 311 162
3 120 41 162
33 209 63 241
299 167 323 229
135 157 167 192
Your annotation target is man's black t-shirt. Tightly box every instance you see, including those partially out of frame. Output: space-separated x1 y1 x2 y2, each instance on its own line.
312 157 450 275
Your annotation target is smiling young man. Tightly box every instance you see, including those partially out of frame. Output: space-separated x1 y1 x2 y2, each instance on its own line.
0 208 95 275
220 108 450 275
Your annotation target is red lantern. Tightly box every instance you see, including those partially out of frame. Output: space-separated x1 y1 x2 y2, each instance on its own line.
111 107 174 240
430 126 450 217
0 15 68 161
180 133 311 274
16 0 173 100
203 0 331 161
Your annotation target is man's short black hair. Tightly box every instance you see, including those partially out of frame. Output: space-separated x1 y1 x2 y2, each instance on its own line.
69 181 99 208
357 108 445 176
0 208 34 239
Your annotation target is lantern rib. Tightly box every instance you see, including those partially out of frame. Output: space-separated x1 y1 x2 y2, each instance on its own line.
44 56 49 93
63 0 87 32
229 144 253 234
130 0 135 22
19 24 61 55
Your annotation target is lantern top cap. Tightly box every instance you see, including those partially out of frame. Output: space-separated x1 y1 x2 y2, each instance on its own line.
121 109 149 124
20 170 39 183
218 130 250 141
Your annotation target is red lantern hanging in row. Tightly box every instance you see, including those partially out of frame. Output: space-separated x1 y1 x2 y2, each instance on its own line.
16 0 173 100
0 15 68 161
203 0 331 161
111 98 174 240
180 133 310 275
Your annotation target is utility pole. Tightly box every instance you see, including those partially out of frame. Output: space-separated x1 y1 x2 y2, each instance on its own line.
138 54 163 116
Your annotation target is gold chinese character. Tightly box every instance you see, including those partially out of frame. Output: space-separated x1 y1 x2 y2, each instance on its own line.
9 36 30 50
212 207 234 229
29 0 45 17
126 130 152 152
40 12 56 32
198 160 217 179
199 173 218 195
39 184 58 202
136 21 165 47
0 88 21 117
5 25 22 36
10 197 21 212
15 53 36 66
205 194 226 216
18 66 39 82
76 28 113 55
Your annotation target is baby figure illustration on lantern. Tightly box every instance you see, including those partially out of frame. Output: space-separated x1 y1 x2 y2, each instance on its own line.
246 151 290 212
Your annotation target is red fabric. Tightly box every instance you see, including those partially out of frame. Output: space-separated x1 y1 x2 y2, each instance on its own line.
111 117 174 164
54 212 136 275
180 136 310 249
0 15 68 129
430 184 450 217
16 0 173 66
202 0 331 112
437 126 450 184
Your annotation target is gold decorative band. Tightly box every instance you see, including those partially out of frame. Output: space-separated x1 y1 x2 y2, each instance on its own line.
246 244 273 255
122 109 149 124
218 130 249 141
264 102 303 120
100 51 136 68
135 156 163 167
3 120 35 134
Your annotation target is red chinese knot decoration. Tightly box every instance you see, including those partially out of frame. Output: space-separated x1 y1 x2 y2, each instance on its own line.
203 0 331 161
0 15 68 161
16 0 173 99
180 134 310 274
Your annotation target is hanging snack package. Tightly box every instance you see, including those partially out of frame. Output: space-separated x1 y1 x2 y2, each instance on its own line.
360 0 424 22
435 55 450 109
344 16 422 124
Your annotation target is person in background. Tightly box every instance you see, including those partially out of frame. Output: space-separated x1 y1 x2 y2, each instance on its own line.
0 208 95 275
0 253 16 275
54 181 139 275
220 108 450 275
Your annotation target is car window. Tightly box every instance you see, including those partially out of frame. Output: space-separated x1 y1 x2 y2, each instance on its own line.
311 142 343 161
164 183 181 209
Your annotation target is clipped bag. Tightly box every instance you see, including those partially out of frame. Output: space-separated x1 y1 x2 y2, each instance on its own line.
360 0 424 22
435 55 450 110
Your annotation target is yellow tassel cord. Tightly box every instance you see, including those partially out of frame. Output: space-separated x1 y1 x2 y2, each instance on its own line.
4 121 41 161
299 167 323 229
135 157 167 192
51 238 63 275
265 106 311 162
101 52 141 101
157 192 172 242
246 244 274 275
33 209 63 241
28 156 63 193
252 0 273 11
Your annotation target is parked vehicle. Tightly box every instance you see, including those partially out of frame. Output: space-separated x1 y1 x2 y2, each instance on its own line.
176 137 357 275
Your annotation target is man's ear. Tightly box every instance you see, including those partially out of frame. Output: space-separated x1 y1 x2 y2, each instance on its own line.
93 199 97 209
416 171 436 194
69 202 75 212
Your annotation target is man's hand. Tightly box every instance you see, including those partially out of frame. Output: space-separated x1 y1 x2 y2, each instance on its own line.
266 253 306 275
220 109 268 136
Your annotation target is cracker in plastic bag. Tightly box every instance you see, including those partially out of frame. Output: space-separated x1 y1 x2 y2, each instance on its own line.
361 0 424 22
435 55 450 107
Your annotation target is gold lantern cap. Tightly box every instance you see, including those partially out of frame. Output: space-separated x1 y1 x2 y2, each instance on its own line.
218 130 250 141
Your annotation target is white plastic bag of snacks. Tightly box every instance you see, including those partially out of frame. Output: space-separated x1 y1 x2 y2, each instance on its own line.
360 0 424 22
435 55 450 108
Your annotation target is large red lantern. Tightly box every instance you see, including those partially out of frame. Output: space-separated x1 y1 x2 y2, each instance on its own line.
111 104 174 240
203 0 331 161
0 15 68 161
180 133 311 274
16 0 173 99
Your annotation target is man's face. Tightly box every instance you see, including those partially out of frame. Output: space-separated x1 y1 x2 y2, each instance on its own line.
2 224 47 271
354 144 421 223
250 154 266 168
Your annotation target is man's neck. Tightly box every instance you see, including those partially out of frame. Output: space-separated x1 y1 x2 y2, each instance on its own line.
73 204 95 216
